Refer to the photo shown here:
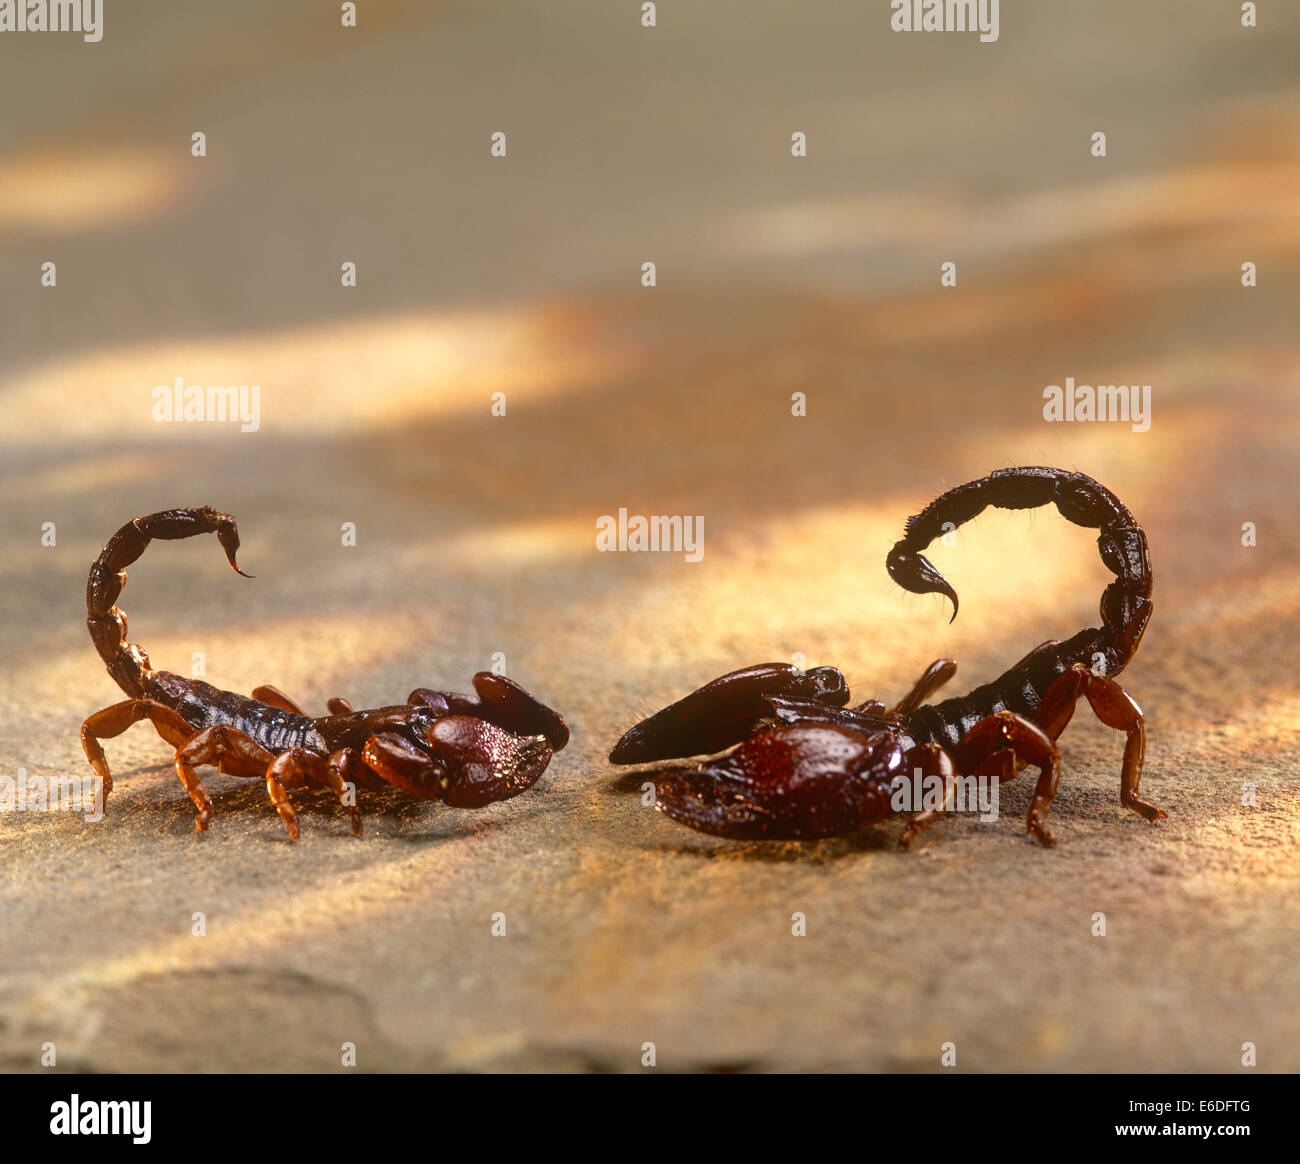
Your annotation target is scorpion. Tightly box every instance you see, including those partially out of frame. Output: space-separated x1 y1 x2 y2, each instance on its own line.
82 506 568 838
610 467 1165 847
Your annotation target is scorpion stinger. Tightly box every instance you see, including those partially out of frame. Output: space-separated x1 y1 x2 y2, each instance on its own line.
80 506 569 838
611 467 1164 848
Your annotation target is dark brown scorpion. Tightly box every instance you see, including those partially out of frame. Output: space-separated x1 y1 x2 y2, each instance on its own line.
610 467 1165 847
82 507 568 838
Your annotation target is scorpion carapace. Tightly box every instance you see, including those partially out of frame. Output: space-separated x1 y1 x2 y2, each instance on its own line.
82 506 569 838
610 467 1163 847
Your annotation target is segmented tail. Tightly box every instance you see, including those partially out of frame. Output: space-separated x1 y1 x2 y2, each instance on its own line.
86 507 250 698
886 467 1152 747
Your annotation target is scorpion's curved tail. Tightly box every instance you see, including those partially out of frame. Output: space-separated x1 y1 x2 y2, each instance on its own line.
87 507 250 698
887 467 1152 747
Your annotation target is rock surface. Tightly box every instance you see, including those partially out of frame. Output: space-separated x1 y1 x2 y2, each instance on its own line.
1 2 1297 1072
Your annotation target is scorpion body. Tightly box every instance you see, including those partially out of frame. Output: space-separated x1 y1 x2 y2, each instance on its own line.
610 467 1163 847
82 506 568 838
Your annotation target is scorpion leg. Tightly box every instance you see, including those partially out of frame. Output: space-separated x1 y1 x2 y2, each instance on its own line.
263 748 364 838
266 749 366 837
324 748 367 831
251 684 354 718
973 747 1017 787
172 725 273 834
889 659 958 717
954 711 1061 846
80 699 195 806
250 685 308 716
263 761 300 839
897 743 956 848
1034 663 1165 823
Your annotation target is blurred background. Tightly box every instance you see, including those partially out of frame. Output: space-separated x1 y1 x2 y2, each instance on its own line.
1 1 1297 1072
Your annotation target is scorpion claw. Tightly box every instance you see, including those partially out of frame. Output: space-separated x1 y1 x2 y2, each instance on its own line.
470 673 570 751
652 768 783 840
364 719 554 809
610 663 850 765
427 716 553 807
408 675 569 752
649 724 896 841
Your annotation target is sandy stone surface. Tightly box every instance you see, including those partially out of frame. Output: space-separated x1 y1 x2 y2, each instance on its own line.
1 2 1297 1072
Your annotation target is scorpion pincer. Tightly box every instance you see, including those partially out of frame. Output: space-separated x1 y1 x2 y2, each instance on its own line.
610 467 1164 848
82 507 568 838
